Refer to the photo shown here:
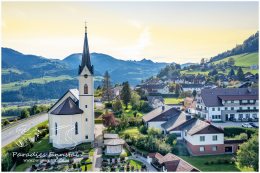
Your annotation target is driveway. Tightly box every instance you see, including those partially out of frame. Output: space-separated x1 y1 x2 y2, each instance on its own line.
92 124 105 172
1 113 48 147
212 121 259 128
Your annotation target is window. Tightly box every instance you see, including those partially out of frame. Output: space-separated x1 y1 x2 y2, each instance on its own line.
252 114 257 119
225 107 228 110
239 107 242 110
55 123 58 135
231 100 234 103
86 118 88 121
85 105 88 108
246 114 250 119
218 108 220 111
254 107 256 110
247 107 250 110
199 146 205 152
84 84 88 94
85 135 88 139
212 135 218 141
75 122 78 135
231 107 234 110
200 136 205 142
212 146 217 151
239 114 243 119
212 108 215 111
185 130 187 136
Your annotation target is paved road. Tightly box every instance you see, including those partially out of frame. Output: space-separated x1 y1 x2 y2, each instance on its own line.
212 121 259 128
1 113 48 147
93 124 105 172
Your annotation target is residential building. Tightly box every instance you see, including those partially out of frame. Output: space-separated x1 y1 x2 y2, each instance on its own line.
196 88 259 122
181 84 204 92
143 106 244 155
147 96 164 108
147 153 199 172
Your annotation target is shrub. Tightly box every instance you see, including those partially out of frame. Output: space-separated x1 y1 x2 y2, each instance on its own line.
95 119 103 124
94 110 103 118
105 102 112 108
204 161 209 165
224 127 257 138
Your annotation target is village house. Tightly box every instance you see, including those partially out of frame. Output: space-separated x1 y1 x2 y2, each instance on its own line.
181 84 204 92
147 153 199 172
196 88 259 122
138 83 170 94
147 96 164 108
142 106 244 155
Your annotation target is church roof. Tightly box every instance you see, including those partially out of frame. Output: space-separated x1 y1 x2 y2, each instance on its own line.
78 29 93 75
51 97 83 115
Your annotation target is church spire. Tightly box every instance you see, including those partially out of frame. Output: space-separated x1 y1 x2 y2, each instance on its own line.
79 23 93 75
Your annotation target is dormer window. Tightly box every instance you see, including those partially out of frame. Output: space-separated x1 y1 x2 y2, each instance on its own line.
84 74 88 78
84 84 88 94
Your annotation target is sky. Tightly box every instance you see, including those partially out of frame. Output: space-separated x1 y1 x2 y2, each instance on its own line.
2 1 259 64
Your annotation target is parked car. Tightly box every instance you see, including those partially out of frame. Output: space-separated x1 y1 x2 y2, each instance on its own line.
242 123 253 128
249 122 258 128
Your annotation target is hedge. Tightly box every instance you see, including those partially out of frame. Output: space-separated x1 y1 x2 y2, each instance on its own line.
95 119 103 124
224 127 257 138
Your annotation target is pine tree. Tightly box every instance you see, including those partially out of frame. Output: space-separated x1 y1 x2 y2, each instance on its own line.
237 67 245 81
102 71 113 103
228 69 235 76
121 82 131 109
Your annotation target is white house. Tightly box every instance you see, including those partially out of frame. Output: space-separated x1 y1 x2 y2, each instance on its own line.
48 27 94 149
196 88 259 122
143 106 242 155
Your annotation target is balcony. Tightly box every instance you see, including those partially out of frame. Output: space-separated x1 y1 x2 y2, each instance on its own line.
237 109 259 113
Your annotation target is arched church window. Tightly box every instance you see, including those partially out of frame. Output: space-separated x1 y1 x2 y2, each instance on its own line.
75 122 78 135
84 84 88 94
55 123 57 135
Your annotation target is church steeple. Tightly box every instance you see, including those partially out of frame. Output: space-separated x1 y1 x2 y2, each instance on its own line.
78 23 93 75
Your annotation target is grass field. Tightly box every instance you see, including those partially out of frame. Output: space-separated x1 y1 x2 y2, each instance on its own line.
119 127 143 138
2 68 23 75
180 70 209 75
213 53 258 67
164 98 183 104
2 75 74 92
180 154 254 172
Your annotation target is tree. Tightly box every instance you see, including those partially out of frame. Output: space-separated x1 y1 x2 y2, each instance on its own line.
192 90 197 98
3 119 10 126
102 71 113 103
112 97 123 114
102 111 118 127
228 57 235 66
130 91 141 110
175 84 181 97
121 82 131 109
21 109 30 119
237 67 245 81
180 91 192 98
200 58 205 65
237 133 259 171
228 68 235 76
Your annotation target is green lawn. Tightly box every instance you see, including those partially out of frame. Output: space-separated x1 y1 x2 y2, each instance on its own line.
2 68 23 75
2 75 74 92
164 98 183 104
122 104 143 117
180 70 209 75
119 127 144 139
29 135 52 153
127 159 143 170
14 161 35 172
180 154 254 172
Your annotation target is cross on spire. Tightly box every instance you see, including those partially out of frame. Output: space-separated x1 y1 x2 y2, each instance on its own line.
85 21 87 33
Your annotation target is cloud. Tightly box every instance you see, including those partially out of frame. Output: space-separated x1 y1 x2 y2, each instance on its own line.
121 27 151 58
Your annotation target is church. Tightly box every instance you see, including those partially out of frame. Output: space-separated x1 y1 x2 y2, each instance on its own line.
48 26 95 149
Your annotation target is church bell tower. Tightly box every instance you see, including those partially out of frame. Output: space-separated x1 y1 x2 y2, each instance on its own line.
78 24 94 142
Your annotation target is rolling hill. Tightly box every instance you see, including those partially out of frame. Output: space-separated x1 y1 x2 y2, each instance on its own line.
1 47 168 102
